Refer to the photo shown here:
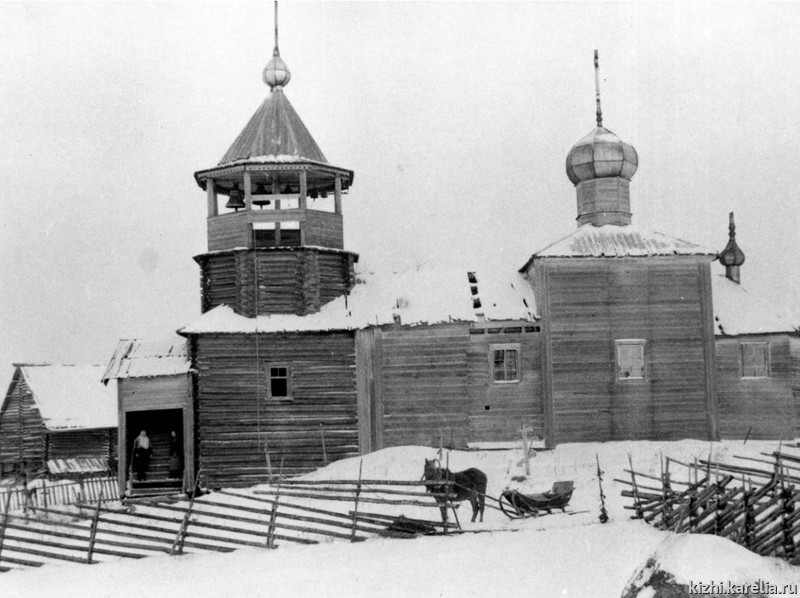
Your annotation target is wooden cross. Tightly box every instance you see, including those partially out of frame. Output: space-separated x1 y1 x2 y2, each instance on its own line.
516 425 538 475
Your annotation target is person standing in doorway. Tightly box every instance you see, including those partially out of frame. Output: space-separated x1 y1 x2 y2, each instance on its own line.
168 430 183 480
131 430 152 481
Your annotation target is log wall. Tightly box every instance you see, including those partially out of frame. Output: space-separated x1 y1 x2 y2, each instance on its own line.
357 323 542 450
47 429 117 462
0 372 46 474
716 334 800 439
194 332 358 487
197 248 354 317
530 256 716 445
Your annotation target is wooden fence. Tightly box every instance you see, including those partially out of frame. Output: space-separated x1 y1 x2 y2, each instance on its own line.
0 475 118 512
0 470 462 572
622 443 800 563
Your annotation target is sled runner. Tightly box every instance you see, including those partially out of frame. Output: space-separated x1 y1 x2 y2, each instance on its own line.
499 480 574 519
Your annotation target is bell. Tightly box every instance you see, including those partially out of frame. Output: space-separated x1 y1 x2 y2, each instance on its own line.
320 191 328 199
225 186 245 210
252 198 271 209
309 190 319 199
252 182 271 209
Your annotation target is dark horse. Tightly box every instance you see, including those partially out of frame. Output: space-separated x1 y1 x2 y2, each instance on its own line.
423 458 487 523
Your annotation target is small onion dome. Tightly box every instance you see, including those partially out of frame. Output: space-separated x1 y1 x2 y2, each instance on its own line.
719 212 745 267
566 127 638 185
263 51 292 90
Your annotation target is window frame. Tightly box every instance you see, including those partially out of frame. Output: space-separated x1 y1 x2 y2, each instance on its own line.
490 343 521 384
266 363 293 400
740 341 770 379
615 339 647 381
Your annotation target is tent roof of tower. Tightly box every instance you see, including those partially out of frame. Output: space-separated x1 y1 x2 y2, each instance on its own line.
519 223 717 271
194 89 353 191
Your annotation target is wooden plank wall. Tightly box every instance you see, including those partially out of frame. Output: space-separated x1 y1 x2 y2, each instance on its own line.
467 327 543 441
531 257 714 444
379 325 471 448
304 210 344 249
716 334 799 439
194 332 358 487
206 209 344 253
0 372 46 474
198 249 353 317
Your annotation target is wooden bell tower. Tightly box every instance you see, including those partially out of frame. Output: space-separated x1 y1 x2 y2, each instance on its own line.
192 4 357 317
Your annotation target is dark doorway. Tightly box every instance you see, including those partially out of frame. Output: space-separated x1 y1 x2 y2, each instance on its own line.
125 409 183 490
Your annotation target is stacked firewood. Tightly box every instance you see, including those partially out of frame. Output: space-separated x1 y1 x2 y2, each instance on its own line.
621 444 800 562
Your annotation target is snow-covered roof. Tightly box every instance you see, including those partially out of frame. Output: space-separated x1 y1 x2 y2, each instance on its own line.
712 274 798 336
522 223 716 267
102 337 190 382
179 266 538 335
13 365 116 431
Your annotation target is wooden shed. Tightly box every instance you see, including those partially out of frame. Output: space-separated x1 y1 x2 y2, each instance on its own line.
0 364 117 479
102 338 193 496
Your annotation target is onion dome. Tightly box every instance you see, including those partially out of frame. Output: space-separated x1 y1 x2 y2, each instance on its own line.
719 212 745 267
263 49 291 90
566 126 638 185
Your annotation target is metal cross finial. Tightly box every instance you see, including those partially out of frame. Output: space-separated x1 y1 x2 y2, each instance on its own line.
594 49 603 128
728 211 736 236
273 0 280 57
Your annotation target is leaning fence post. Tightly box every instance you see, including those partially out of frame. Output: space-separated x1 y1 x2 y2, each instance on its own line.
319 424 328 466
86 489 104 564
0 491 12 562
172 469 202 556
596 454 608 524
266 458 284 549
350 460 363 542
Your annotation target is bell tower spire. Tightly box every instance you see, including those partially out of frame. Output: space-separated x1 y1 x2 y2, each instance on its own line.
719 212 746 284
192 3 357 318
594 49 603 128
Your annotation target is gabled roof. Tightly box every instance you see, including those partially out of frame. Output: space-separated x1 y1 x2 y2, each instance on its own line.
102 337 190 382
521 223 716 270
218 89 327 166
712 275 798 336
179 266 538 335
9 365 116 431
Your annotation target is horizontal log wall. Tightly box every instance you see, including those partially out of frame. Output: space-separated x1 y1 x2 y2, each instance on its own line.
716 334 799 439
195 332 358 487
379 325 471 448
467 327 543 441
198 248 353 317
0 371 46 473
303 210 344 249
47 429 116 462
532 257 714 445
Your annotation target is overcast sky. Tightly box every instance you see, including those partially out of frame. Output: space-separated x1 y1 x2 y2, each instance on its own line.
0 2 798 379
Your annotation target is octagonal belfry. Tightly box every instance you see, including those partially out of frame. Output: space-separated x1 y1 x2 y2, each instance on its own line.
193 16 357 317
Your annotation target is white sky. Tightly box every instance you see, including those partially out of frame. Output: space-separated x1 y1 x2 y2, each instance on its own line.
0 2 798 378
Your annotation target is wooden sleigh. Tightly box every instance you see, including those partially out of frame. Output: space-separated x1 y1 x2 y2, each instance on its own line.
499 480 575 519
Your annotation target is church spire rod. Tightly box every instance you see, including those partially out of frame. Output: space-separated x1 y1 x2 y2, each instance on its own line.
273 0 280 57
594 49 603 128
263 0 291 90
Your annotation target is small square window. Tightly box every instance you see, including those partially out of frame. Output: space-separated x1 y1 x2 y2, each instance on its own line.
268 365 292 399
741 342 769 378
491 344 520 383
616 340 646 380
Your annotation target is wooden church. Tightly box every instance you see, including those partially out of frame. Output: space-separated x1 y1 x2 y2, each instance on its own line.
104 17 799 491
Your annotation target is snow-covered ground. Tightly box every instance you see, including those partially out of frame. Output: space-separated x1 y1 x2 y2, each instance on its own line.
2 440 799 597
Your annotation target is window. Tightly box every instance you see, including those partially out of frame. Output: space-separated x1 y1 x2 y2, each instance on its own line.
491 344 520 383
741 342 769 378
616 339 646 380
253 221 302 248
267 365 292 399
